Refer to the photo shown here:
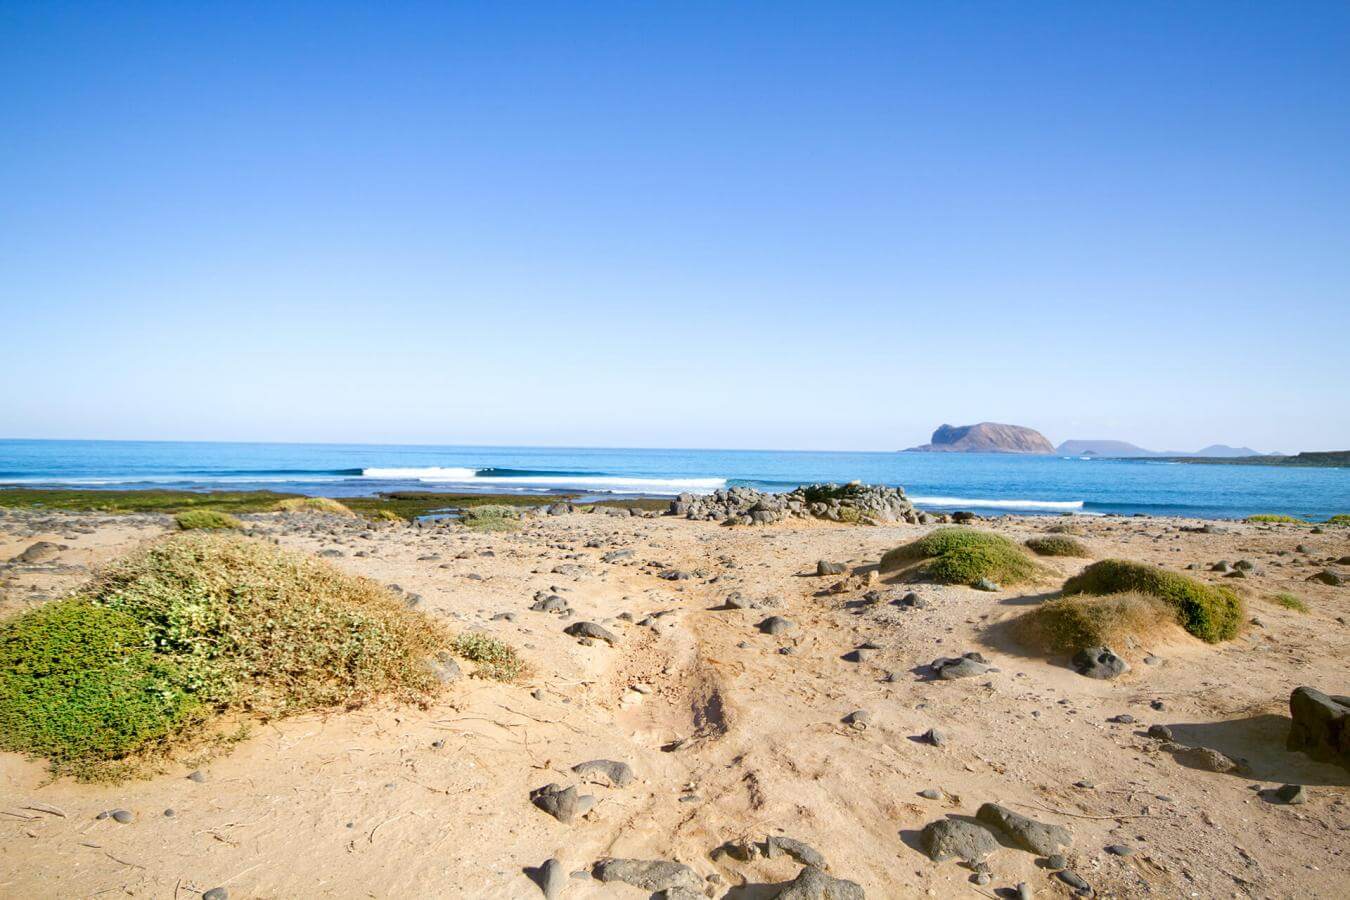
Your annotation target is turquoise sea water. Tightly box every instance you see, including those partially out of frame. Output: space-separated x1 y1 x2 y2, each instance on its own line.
1 439 1348 521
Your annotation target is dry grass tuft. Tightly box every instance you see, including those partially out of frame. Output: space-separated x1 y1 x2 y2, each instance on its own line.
1014 592 1178 655
276 497 357 517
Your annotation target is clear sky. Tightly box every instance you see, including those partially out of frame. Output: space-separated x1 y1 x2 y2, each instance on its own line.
2 2 1347 452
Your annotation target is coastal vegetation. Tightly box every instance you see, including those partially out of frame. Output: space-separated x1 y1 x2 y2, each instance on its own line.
1015 592 1176 654
1024 535 1091 557
1270 592 1309 613
0 533 447 780
880 527 1045 586
1061 559 1244 643
174 509 242 530
451 632 527 681
460 504 522 532
276 496 356 516
1247 513 1303 524
1326 514 1350 526
0 487 563 522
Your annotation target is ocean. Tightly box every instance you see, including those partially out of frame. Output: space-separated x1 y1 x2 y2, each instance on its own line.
1 439 1347 521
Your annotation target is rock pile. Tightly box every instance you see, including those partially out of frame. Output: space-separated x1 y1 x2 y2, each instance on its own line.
670 482 923 526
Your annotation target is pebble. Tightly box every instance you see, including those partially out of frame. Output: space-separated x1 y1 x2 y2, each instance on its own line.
1105 843 1134 856
111 809 133 824
202 889 228 900
919 788 942 800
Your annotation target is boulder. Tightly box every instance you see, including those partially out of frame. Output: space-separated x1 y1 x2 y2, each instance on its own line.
975 803 1071 855
592 858 702 893
1287 686 1350 768
920 818 999 865
774 865 865 899
1071 646 1128 680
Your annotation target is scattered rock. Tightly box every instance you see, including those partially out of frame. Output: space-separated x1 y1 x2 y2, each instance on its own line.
530 784 594 823
920 818 999 865
1105 844 1135 856
1172 745 1241 773
817 560 846 576
976 803 1071 856
922 728 948 747
1287 686 1349 768
564 621 619 645
765 835 826 868
535 857 566 898
774 864 864 899
1072 646 1128 680
971 577 1000 592
592 858 702 894
1147 724 1173 741
842 710 870 730
202 889 228 900
931 652 990 680
760 616 795 635
571 759 635 788
1307 570 1344 586
1274 783 1307 805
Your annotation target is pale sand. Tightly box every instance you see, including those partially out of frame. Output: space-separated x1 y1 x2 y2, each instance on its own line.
1 508 1347 898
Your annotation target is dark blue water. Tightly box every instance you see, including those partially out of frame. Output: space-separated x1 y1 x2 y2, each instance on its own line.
1 439 1347 520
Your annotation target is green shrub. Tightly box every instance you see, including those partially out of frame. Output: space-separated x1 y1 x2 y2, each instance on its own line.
371 509 404 522
1270 592 1308 613
275 497 356 517
451 632 526 681
0 533 445 780
1014 592 1176 654
1061 559 1244 643
1025 535 1091 557
880 528 1043 586
175 510 242 530
1326 514 1350 526
1247 514 1302 524
461 505 520 532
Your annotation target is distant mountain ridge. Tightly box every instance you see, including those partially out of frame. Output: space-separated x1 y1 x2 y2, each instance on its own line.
907 422 1055 454
1057 439 1264 458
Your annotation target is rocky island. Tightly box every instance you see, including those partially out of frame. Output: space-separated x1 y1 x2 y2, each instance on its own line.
906 422 1055 454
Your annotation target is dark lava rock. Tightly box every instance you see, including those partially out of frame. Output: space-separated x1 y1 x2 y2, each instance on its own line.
1072 646 1128 679
564 621 619 645
1147 724 1173 741
976 803 1071 855
775 864 865 899
571 758 635 788
530 783 594 823
920 818 999 865
765 835 826 868
931 652 990 680
1307 570 1344 586
1274 783 1307 804
1287 686 1349 769
592 858 702 893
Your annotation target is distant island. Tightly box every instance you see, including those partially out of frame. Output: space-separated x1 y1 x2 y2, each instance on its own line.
1160 450 1350 468
906 422 1055 454
1057 439 1263 458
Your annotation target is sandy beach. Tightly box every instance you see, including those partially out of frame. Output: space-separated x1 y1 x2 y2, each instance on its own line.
1 503 1347 899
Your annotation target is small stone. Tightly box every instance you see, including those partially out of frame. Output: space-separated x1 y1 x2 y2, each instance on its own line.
1072 646 1128 679
1105 843 1135 856
920 818 999 865
111 809 133 824
1057 870 1091 893
187 770 207 783
816 560 846 576
842 709 870 730
1147 724 1173 741
972 577 1000 591
536 857 566 898
202 889 229 900
571 759 635 788
919 788 942 800
1045 853 1067 869
923 727 948 747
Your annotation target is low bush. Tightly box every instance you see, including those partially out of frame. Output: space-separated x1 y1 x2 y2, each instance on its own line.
175 510 242 530
1025 535 1091 557
451 632 526 681
1014 592 1176 654
1246 514 1302 524
461 505 521 532
1270 592 1309 613
880 527 1043 586
1061 559 1244 643
1326 514 1350 526
275 497 356 517
0 533 445 780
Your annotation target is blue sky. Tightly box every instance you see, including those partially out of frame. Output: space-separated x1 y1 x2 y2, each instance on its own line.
2 2 1347 452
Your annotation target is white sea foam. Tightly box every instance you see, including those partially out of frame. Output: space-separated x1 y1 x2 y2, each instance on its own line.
361 467 480 480
910 495 1084 511
360 467 724 494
